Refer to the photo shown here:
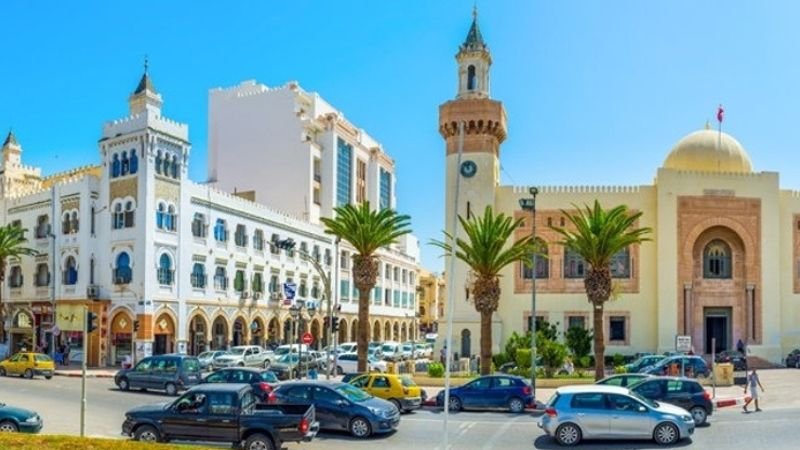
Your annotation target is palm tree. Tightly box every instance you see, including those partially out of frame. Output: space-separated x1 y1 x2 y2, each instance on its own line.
550 200 651 380
0 224 37 344
320 202 411 372
431 206 535 375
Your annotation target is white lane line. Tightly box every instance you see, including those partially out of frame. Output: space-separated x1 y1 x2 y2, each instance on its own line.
403 417 535 425
481 416 518 450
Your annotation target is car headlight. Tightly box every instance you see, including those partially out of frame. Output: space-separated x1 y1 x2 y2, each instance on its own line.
25 415 39 423
683 415 693 422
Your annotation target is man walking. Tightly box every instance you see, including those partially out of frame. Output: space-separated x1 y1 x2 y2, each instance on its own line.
743 368 765 412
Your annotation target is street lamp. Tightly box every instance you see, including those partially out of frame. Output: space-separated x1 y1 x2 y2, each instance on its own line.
519 186 539 399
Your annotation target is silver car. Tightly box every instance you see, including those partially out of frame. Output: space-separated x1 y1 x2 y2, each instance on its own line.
538 385 695 446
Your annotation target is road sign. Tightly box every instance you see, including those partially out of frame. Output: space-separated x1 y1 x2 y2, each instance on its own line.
675 335 692 353
302 332 314 345
283 282 297 305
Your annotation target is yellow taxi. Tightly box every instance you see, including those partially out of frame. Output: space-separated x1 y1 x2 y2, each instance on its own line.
0 352 55 379
349 373 422 413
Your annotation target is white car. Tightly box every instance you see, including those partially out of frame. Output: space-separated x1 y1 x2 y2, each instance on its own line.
338 342 358 354
381 342 403 361
334 352 387 374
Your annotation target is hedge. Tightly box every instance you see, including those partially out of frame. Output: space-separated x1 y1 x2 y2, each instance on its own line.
0 435 218 450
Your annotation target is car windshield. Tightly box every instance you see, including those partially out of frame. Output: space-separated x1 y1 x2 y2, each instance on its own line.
335 384 372 402
382 344 396 352
182 358 200 372
400 376 417 387
229 347 247 355
34 354 52 362
261 371 279 383
198 352 213 359
279 354 298 363
628 389 658 408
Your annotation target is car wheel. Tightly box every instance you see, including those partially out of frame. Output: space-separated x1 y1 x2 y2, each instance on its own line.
263 360 271 369
653 422 679 445
0 368 5 377
134 424 160 442
23 369 33 379
336 366 343 375
555 423 581 446
165 382 178 396
690 406 707 426
45 375 52 380
349 416 372 438
238 362 245 367
244 432 276 450
448 396 462 412
118 377 130 391
0 420 18 433
390 398 403 413
508 397 525 413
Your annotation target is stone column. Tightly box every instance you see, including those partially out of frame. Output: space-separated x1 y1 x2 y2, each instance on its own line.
683 283 692 336
746 284 756 344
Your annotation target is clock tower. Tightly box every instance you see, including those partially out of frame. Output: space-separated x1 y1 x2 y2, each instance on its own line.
438 8 507 356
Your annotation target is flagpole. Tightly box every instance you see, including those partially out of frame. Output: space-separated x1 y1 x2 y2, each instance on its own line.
717 104 724 171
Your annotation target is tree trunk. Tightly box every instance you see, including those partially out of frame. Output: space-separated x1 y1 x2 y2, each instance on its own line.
480 310 492 375
352 255 379 373
0 258 5 345
593 303 605 381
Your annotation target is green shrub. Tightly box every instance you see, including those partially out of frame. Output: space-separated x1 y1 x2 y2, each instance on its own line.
492 353 510 368
614 365 627 374
539 340 568 378
565 326 593 361
515 348 532 369
504 331 531 363
427 362 445 378
613 353 625 367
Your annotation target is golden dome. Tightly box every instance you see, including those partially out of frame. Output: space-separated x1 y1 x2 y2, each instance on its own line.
663 128 753 173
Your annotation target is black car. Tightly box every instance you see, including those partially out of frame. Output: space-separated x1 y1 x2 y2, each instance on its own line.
715 350 747 371
785 349 800 368
201 367 279 402
270 381 400 438
629 376 713 426
122 384 317 449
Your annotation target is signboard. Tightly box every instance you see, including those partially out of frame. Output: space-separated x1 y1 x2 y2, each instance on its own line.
283 282 297 305
56 304 85 332
675 335 692 353
302 332 314 345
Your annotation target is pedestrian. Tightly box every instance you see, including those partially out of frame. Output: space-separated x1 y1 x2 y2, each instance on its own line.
737 339 745 354
743 368 765 412
440 346 446 365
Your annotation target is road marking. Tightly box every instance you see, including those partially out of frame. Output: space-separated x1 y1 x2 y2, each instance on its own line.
402 417 534 425
481 416 519 449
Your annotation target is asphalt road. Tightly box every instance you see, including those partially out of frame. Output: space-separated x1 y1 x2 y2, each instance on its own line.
0 374 797 449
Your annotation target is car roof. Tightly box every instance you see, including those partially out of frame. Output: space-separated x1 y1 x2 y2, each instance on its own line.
638 376 703 383
280 380 345 388
189 383 250 393
556 385 629 395
216 367 267 373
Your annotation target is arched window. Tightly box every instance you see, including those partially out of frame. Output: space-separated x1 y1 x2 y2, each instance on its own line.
120 151 129 176
252 273 264 293
155 152 163 174
9 266 23 288
163 154 171 175
467 65 477 90
70 211 79 233
170 158 179 178
611 248 631 278
114 252 132 284
214 266 228 290
129 149 138 174
192 213 206 238
62 212 71 234
124 201 135 227
191 263 206 288
63 256 78 285
111 154 121 178
233 270 245 292
167 205 176 231
704 240 732 279
156 203 165 229
214 219 227 241
158 254 173 285
564 249 586 279
35 263 50 287
461 329 472 358
112 203 124 229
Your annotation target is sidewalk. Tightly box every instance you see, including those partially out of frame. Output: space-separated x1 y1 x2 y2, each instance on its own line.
54 364 117 378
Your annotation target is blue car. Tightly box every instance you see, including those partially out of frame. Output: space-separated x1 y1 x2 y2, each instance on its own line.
436 375 533 413
270 381 399 438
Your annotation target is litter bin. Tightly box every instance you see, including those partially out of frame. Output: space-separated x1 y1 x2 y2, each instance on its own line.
713 362 734 386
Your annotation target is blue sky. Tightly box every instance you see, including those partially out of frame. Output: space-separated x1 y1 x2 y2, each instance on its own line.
2 1 800 272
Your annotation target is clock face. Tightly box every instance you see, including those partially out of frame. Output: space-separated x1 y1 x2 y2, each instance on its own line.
460 160 477 178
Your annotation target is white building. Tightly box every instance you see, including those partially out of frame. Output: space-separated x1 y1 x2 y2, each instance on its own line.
0 68 420 367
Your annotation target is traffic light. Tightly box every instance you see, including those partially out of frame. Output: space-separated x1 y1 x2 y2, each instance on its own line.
331 317 340 332
86 311 98 333
277 238 296 251
133 320 140 333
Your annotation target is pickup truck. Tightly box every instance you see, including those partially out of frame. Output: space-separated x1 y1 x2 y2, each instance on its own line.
213 345 274 369
122 384 317 450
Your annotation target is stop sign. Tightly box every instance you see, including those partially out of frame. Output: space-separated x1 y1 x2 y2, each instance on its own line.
302 332 314 345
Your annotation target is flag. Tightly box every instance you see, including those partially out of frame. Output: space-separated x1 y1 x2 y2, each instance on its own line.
717 105 724 123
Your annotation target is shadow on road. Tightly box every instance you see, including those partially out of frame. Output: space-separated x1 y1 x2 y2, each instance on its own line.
533 435 693 449
313 429 398 441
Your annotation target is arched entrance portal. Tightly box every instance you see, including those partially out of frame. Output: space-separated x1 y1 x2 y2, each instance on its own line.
461 329 472 358
350 319 358 343
10 310 34 354
393 323 399 341
310 319 321 350
212 316 228 350
250 317 265 347
338 319 348 344
384 322 391 341
283 318 293 344
110 310 133 365
267 318 279 346
372 321 381 342
153 313 175 355
232 317 246 347
401 323 408 342
189 315 208 355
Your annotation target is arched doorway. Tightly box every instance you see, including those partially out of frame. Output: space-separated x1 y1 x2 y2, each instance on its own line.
232 317 246 347
461 329 472 359
10 310 34 354
267 317 279 347
283 318 293 344
211 316 228 350
372 321 381 341
250 317 265 347
350 319 358 343
393 322 399 341
401 323 407 342
338 319 348 344
310 319 321 350
384 322 391 341
153 313 175 355
189 314 208 355
110 310 133 365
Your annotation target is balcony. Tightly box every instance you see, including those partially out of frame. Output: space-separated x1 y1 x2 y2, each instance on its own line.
114 268 132 285
191 273 207 289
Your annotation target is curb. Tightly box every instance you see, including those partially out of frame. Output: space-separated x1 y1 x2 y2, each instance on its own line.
54 372 115 379
715 396 751 408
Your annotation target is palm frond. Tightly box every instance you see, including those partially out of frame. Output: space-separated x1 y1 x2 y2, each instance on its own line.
320 202 412 257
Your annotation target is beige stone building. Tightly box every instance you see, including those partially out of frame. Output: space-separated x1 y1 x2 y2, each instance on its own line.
438 13 799 364
417 269 446 336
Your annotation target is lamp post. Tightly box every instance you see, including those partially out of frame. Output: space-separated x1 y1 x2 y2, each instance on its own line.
325 237 341 379
519 186 539 399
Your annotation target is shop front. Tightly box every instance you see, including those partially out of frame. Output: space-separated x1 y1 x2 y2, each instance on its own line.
153 313 175 355
9 310 34 354
110 311 133 366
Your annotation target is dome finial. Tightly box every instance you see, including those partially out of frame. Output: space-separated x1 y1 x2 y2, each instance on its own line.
704 120 711 130
473 2 478 20
144 54 149 74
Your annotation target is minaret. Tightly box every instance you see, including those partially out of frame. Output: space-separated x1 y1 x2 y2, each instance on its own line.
438 7 508 356
0 130 42 197
128 57 163 116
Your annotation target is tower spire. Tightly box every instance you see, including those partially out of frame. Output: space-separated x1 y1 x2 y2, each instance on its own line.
129 56 163 115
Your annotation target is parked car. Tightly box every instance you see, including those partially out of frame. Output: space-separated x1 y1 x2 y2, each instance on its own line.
400 343 414 361
274 344 310 356
270 381 400 438
337 342 358 354
715 350 747 371
596 373 652 388
349 373 422 413
0 352 55 379
538 385 695 446
417 343 434 359
335 353 387 374
123 384 318 448
0 402 42 433
115 354 202 396
436 375 533 413
196 350 229 371
201 367 279 402
212 346 274 370
786 349 800 368
629 376 713 425
367 347 384 360
270 353 318 380
623 354 666 373
640 355 710 378
309 351 329 370
381 342 403 362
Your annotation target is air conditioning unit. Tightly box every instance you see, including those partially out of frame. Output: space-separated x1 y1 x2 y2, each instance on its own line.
271 292 282 301
253 292 262 300
241 291 250 299
87 285 100 299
